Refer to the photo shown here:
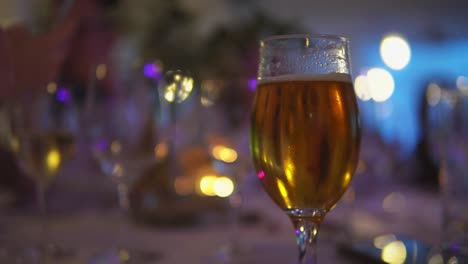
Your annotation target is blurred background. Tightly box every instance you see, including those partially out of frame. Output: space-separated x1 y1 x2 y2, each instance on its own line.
0 0 467 263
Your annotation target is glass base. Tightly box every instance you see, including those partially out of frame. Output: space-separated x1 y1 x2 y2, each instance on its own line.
89 248 162 264
204 242 294 264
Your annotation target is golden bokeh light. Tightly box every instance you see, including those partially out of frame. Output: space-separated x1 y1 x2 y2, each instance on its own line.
164 83 176 102
154 143 168 160
381 240 407 264
164 74 193 103
46 148 61 173
213 176 234 197
212 145 238 163
96 64 107 80
47 82 57 94
199 175 218 196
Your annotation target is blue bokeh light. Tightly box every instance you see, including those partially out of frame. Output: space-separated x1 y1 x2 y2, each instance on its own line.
358 39 468 156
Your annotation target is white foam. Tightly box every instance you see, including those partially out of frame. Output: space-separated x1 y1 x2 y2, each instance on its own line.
258 73 351 84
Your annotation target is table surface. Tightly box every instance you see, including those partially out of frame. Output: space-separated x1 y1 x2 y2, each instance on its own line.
0 185 441 264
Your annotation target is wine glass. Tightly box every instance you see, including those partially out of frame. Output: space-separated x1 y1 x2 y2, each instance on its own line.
426 85 468 261
249 34 360 263
0 85 78 262
199 78 255 261
85 64 162 264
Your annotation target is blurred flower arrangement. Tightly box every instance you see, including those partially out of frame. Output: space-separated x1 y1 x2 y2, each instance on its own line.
113 0 302 79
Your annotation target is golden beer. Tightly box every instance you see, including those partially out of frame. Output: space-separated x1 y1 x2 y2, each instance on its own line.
250 73 360 211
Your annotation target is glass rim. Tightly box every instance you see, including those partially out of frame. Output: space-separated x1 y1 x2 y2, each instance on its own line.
261 34 349 43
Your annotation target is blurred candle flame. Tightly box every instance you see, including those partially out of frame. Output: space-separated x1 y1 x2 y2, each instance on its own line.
212 145 238 163
199 175 234 197
199 175 218 196
214 176 234 197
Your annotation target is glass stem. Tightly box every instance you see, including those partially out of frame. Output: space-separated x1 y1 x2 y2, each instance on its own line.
36 181 49 259
117 181 130 239
294 219 320 264
228 191 242 252
116 172 132 259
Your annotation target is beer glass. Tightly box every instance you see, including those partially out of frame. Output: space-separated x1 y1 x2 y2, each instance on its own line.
250 35 360 263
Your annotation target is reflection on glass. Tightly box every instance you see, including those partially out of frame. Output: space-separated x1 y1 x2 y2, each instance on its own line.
163 71 194 103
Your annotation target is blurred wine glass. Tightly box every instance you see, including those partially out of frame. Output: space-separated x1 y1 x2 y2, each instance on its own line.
199 77 256 262
426 83 468 261
0 84 78 263
85 63 162 264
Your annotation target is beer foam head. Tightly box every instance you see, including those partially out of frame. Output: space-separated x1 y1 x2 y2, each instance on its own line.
258 73 351 84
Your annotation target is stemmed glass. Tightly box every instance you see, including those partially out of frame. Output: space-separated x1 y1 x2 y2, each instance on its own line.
426 85 468 261
85 64 161 264
249 35 360 263
0 85 78 262
199 78 255 262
